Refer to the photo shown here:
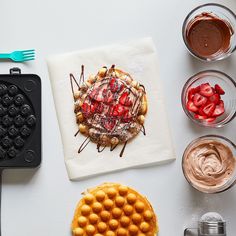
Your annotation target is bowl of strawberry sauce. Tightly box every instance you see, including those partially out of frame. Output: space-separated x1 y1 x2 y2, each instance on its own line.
181 70 236 127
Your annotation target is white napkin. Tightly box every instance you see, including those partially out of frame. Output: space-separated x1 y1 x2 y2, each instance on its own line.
47 37 176 180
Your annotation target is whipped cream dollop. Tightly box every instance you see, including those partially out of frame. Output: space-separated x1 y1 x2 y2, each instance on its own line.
183 139 236 192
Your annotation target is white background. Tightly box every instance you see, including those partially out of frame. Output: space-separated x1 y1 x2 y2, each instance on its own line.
1 0 236 235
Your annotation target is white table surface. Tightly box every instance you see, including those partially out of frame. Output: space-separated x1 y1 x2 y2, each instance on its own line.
1 0 236 235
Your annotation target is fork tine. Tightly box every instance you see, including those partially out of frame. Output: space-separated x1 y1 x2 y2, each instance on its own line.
23 51 35 54
23 54 35 58
24 56 35 59
22 49 35 53
23 57 35 61
23 53 35 57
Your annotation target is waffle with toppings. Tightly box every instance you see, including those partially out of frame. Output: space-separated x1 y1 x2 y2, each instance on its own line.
72 66 147 149
71 183 158 236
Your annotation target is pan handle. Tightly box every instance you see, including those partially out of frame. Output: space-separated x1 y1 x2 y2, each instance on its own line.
184 227 198 236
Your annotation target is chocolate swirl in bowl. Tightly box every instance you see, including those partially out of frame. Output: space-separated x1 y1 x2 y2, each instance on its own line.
183 138 236 193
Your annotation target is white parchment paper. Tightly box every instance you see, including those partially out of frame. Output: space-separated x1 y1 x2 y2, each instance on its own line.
47 37 176 180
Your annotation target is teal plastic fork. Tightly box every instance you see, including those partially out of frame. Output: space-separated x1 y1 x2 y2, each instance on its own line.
0 49 35 62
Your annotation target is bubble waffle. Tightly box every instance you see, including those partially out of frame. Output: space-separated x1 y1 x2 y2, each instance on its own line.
72 183 158 236
70 65 148 157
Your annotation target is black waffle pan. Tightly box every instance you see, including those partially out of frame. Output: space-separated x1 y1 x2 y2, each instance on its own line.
0 67 41 235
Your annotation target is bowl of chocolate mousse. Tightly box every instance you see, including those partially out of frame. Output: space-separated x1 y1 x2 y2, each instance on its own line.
182 135 236 193
183 3 236 61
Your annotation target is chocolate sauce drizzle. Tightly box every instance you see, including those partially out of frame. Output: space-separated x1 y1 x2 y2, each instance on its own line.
78 137 91 153
97 144 106 153
74 129 80 137
70 73 79 101
69 65 85 101
110 143 119 151
70 65 146 158
139 84 146 94
141 125 146 136
79 65 85 85
120 141 128 158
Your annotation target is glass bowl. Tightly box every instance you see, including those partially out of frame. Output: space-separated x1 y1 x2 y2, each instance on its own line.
181 70 236 128
182 135 236 193
182 3 236 61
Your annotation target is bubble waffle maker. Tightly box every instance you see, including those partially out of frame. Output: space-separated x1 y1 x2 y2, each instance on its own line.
0 67 41 235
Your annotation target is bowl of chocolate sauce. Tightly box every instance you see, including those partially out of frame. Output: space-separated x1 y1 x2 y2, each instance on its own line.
183 3 236 61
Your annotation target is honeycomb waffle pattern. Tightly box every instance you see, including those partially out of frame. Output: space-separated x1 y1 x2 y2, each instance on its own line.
72 183 158 236
0 83 36 160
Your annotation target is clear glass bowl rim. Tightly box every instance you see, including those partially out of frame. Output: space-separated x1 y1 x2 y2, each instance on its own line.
182 134 236 193
181 70 236 128
182 3 236 62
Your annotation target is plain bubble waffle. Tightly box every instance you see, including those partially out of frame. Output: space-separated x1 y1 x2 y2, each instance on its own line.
72 183 158 236
0 68 41 168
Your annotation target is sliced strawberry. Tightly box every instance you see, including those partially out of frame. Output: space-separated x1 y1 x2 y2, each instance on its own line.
202 102 216 117
122 109 132 122
102 89 107 97
90 105 96 113
96 103 104 113
215 84 225 95
187 88 195 100
106 93 114 104
198 106 205 116
89 89 104 102
194 114 207 120
200 83 214 97
212 104 225 117
103 119 116 131
194 85 200 93
193 93 207 107
90 102 98 113
119 92 127 105
209 93 220 104
187 86 200 100
81 102 88 111
109 78 119 92
186 101 198 112
91 101 104 113
119 92 133 106
119 84 125 92
81 103 91 117
205 117 216 123
89 89 97 99
82 101 102 115
112 110 119 116
219 100 224 107
112 104 125 116
211 87 216 94
103 89 114 104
